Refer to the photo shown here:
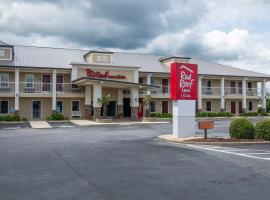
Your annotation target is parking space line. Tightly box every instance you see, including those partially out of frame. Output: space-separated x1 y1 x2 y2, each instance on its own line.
187 144 270 161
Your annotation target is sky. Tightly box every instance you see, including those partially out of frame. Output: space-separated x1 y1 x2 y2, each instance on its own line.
0 0 270 74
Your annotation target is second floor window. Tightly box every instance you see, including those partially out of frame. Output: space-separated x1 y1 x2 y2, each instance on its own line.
25 74 34 88
0 73 9 88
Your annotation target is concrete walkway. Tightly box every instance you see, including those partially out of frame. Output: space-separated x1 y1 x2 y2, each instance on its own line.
70 119 171 126
29 121 52 129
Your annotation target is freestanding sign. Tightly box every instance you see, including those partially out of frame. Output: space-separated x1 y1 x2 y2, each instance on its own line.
171 62 198 137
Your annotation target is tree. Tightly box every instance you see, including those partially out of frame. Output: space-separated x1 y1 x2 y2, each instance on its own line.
98 94 110 117
143 95 151 117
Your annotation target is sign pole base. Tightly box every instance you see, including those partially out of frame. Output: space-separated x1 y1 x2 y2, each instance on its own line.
173 100 196 138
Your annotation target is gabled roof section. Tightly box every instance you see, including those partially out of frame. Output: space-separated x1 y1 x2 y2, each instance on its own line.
0 41 13 47
84 48 113 58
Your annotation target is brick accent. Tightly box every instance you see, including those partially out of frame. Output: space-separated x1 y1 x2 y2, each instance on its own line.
93 107 101 119
85 104 92 119
117 105 124 118
131 107 138 120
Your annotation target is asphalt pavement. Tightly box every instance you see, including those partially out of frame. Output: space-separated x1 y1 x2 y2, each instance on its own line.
0 123 270 200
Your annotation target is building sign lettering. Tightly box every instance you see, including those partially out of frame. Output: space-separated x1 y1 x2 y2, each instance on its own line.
171 63 198 100
86 69 126 79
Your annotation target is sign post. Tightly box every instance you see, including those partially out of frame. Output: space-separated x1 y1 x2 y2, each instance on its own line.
171 63 198 138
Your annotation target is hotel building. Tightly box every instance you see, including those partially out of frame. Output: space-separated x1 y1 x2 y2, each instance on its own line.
0 41 269 120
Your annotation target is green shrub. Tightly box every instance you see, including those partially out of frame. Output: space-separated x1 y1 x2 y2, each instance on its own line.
260 112 269 116
149 112 172 118
47 112 65 121
0 115 21 122
239 112 259 116
255 120 270 140
217 112 231 117
196 112 232 117
229 118 255 139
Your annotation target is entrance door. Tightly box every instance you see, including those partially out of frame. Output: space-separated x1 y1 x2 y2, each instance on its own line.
32 101 41 119
239 101 243 114
162 79 169 94
123 98 131 117
107 101 116 117
138 103 143 118
42 75 51 92
162 101 168 113
231 101 236 114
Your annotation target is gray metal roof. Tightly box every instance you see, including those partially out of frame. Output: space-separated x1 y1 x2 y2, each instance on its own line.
0 44 269 78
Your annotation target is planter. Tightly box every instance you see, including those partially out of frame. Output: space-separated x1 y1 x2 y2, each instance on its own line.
143 117 172 122
95 117 113 123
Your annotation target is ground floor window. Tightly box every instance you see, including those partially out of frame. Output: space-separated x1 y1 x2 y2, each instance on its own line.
206 101 212 112
150 101 155 113
56 101 63 113
248 101 253 111
72 101 80 112
0 100 8 114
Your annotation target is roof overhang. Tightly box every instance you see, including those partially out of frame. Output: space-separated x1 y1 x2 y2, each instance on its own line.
72 77 159 89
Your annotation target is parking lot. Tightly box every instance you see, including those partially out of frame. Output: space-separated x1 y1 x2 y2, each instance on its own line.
1 122 270 200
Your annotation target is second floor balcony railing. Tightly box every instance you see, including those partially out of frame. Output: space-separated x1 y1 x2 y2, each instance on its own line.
150 85 170 95
0 82 15 93
18 82 85 94
202 87 221 95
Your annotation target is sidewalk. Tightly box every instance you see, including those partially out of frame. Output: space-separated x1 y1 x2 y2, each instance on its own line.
70 119 171 126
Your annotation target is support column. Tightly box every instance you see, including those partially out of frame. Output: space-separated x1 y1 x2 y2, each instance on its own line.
93 83 102 119
52 69 57 112
85 86 92 119
220 76 225 112
198 75 202 112
130 87 139 120
146 73 151 95
15 68 20 115
242 78 247 113
117 89 123 118
262 79 267 112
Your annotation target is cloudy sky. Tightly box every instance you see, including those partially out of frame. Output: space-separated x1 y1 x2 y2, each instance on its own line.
0 0 270 73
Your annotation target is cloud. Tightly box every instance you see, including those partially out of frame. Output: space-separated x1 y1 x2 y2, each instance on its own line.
0 0 270 74
0 0 206 49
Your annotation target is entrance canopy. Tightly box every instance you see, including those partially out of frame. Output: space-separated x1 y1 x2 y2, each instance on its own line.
72 77 158 89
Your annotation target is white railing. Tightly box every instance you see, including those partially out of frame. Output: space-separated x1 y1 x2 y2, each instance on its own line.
202 87 221 95
56 83 84 94
20 82 52 93
225 87 243 96
18 82 84 94
0 82 15 93
150 85 170 95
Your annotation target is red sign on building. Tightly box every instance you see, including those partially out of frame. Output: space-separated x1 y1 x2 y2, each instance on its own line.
86 69 126 79
170 63 198 100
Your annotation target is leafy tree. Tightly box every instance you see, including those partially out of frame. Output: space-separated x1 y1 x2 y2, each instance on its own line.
98 94 110 117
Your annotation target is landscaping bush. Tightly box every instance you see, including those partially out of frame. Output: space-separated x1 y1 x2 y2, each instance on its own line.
239 112 259 116
0 115 20 122
255 119 270 140
149 112 172 118
229 118 255 139
47 112 65 121
196 112 231 117
260 112 269 116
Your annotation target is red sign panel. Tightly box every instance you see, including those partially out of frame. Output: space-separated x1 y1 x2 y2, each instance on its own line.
170 63 198 100
86 69 126 79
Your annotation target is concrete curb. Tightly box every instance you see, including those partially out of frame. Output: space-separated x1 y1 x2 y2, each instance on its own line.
158 134 270 145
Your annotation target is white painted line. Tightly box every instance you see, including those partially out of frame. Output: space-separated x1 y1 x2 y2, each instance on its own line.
244 152 270 155
187 144 270 161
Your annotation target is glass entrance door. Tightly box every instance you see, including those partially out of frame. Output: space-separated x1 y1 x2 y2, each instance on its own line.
32 101 41 119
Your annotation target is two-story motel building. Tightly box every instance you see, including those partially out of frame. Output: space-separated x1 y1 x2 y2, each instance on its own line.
0 41 269 120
